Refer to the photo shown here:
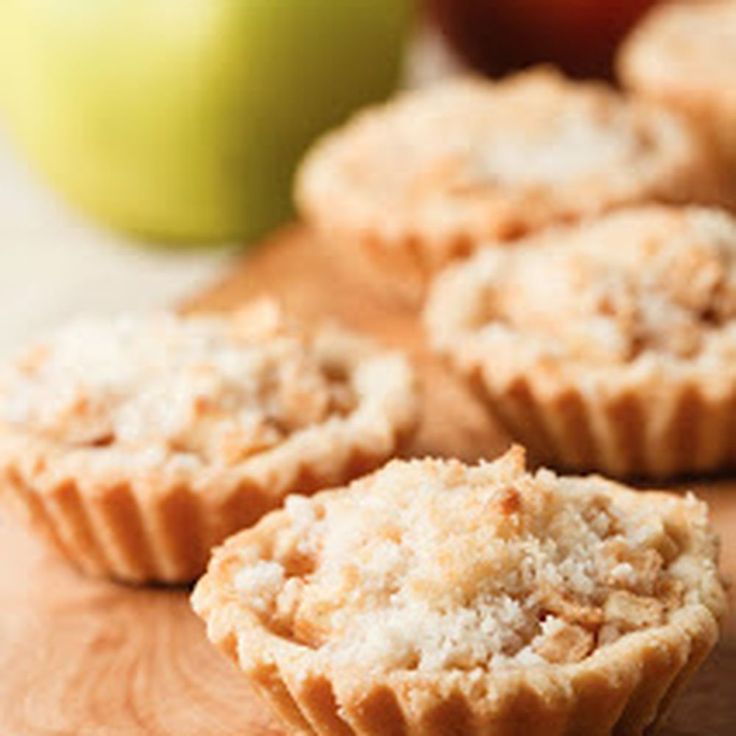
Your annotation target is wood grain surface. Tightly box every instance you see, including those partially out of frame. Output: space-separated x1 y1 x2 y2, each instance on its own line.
0 226 734 735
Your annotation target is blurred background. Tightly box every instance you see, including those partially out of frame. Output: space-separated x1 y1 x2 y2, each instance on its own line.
0 0 666 354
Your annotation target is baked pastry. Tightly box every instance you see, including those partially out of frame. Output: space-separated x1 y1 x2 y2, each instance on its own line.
0 300 417 583
618 0 736 206
425 205 736 478
192 447 725 736
296 67 718 304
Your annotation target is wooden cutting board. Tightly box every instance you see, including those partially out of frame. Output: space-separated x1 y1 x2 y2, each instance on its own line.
0 226 734 736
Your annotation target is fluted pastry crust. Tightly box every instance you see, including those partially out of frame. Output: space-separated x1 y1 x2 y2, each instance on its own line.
425 205 736 477
297 68 718 304
0 301 417 583
192 448 725 736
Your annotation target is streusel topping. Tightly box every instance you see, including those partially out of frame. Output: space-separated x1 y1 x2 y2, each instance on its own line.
298 68 708 265
0 302 356 465
231 448 721 673
428 207 736 366
333 75 649 192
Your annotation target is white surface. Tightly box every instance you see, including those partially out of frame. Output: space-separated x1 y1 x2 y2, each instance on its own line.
0 132 234 357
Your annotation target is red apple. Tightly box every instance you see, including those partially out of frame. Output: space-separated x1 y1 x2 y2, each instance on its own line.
426 0 660 79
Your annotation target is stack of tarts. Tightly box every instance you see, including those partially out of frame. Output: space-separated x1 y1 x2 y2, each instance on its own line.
1 60 733 736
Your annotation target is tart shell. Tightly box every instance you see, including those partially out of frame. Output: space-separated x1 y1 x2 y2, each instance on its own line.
0 434 397 584
424 208 736 478
460 365 736 479
0 326 417 584
192 490 722 736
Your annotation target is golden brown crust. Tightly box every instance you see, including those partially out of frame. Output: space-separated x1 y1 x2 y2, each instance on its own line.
0 303 418 583
1 443 409 584
425 206 736 477
297 68 720 305
192 450 724 735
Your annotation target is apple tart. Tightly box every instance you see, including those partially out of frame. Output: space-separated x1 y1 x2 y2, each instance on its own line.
192 447 724 736
296 68 718 304
0 301 417 583
619 0 736 207
426 205 736 478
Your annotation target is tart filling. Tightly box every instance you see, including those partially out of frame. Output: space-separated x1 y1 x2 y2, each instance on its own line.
0 301 415 480
297 68 715 273
426 206 736 373
215 448 722 674
1 302 356 467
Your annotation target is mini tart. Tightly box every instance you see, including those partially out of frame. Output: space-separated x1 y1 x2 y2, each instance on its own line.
296 67 718 304
618 0 736 206
425 205 736 478
0 301 417 583
192 447 725 736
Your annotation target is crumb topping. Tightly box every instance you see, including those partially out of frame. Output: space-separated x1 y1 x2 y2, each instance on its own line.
0 302 356 465
230 448 718 674
461 79 653 188
317 71 664 195
299 68 703 257
429 207 736 366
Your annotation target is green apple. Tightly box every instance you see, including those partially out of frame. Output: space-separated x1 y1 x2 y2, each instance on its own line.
0 0 412 243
